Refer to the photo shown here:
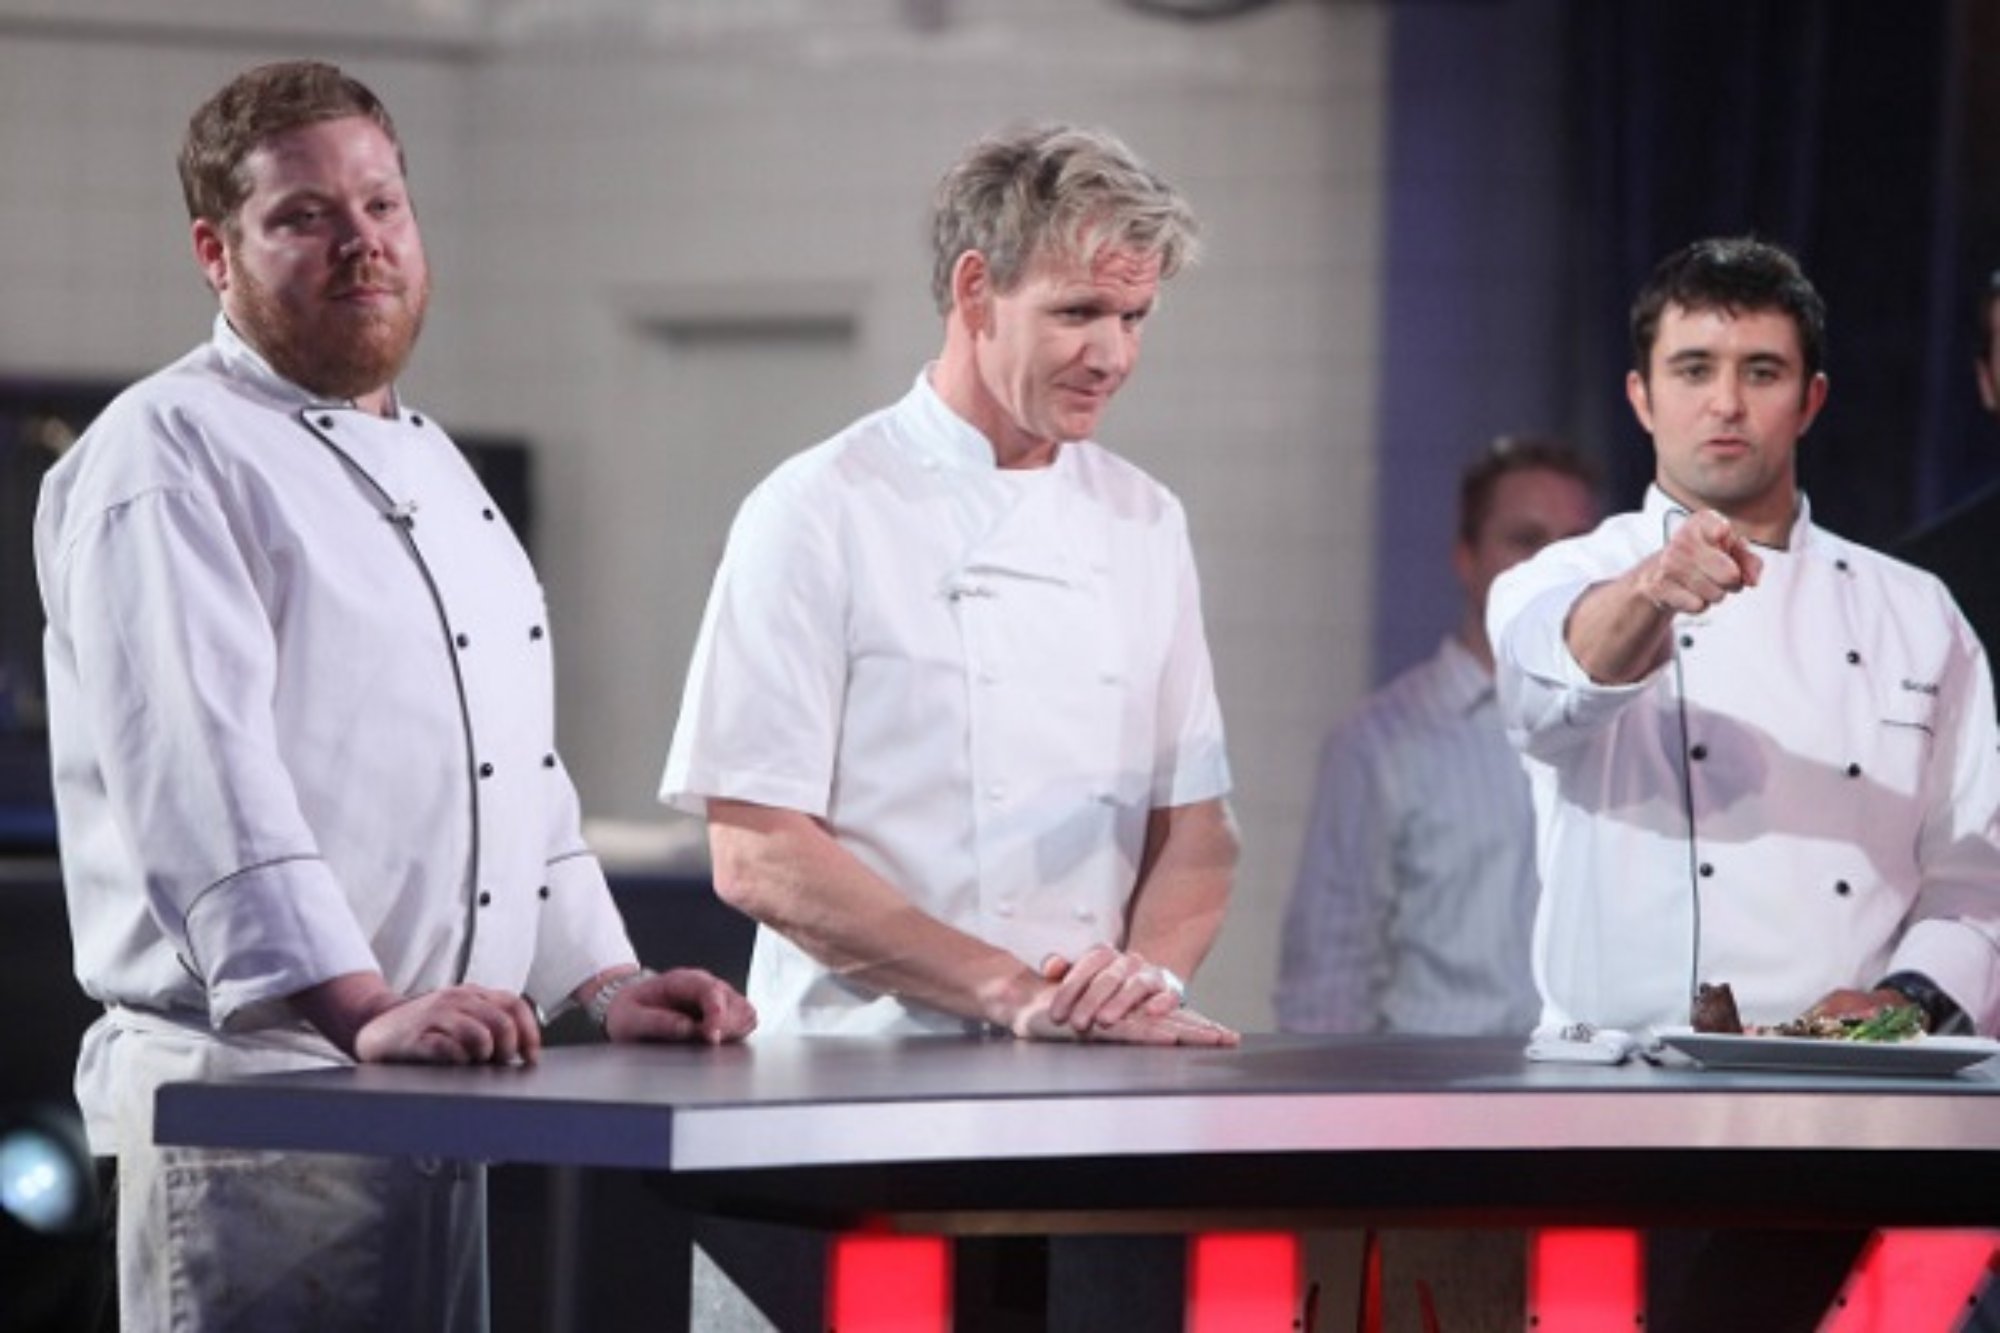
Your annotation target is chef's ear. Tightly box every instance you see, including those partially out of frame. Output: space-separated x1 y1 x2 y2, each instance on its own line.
192 218 230 296
951 250 993 333
1797 371 1830 436
1624 369 1655 436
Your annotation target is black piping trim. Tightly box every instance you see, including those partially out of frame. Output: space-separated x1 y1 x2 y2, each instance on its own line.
293 408 484 983
182 853 327 981
1659 504 1704 1015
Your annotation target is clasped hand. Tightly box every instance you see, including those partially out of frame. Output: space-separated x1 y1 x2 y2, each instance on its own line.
354 983 543 1066
1015 945 1238 1046
597 967 757 1045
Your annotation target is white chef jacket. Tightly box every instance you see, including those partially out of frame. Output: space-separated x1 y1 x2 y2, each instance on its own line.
1487 486 2000 1035
39 316 634 1149
662 369 1232 1035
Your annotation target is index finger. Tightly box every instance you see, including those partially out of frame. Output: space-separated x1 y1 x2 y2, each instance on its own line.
507 991 543 1064
1688 512 1759 590
1727 533 1763 587
1690 509 1736 545
1096 1006 1239 1048
461 987 542 1066
702 984 759 1044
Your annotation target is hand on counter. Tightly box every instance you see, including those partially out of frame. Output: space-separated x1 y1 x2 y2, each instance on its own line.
1091 1004 1240 1046
1013 949 1238 1046
295 972 544 1066
1018 996 1238 1046
601 966 758 1046
358 984 545 1064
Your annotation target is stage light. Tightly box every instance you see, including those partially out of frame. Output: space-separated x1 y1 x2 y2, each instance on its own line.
0 1103 101 1333
1 1117 91 1236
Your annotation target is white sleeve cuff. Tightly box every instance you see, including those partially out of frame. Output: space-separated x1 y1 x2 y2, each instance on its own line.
183 855 378 1033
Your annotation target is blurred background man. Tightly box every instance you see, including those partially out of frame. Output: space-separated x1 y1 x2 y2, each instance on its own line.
1276 436 1599 1035
1895 266 2000 675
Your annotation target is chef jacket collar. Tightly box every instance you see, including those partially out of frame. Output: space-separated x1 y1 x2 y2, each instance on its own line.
211 313 406 421
1642 483 1815 554
903 366 1076 476
1435 633 1496 716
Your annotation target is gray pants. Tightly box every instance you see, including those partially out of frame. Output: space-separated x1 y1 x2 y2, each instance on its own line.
113 1143 486 1333
88 1017 487 1333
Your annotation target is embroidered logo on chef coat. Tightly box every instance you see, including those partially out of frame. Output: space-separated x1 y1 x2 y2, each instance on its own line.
1882 679 1941 738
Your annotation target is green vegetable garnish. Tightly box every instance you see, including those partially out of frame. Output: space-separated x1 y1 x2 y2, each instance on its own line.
1843 1004 1924 1042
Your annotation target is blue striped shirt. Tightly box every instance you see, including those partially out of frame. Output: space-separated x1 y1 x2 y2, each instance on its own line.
1274 636 1542 1035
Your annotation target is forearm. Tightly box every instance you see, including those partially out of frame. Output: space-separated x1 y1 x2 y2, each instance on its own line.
289 970 402 1058
1564 509 1765 685
707 799 1046 1029
294 971 543 1065
1563 567 1676 685
1124 798 1238 978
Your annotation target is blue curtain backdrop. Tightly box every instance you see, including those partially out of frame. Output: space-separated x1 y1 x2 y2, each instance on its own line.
1567 0 1976 540
1371 0 1997 684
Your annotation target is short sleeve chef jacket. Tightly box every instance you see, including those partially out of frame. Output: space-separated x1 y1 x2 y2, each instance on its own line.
1487 486 2000 1035
39 317 634 1148
662 370 1232 1034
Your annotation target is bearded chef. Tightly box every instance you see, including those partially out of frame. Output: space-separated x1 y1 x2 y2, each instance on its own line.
36 61 753 1333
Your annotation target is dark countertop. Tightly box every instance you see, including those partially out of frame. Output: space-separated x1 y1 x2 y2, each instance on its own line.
154 1033 2000 1231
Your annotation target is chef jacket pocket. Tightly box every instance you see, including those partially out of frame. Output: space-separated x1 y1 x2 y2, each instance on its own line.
1880 675 1941 740
1873 679 1941 795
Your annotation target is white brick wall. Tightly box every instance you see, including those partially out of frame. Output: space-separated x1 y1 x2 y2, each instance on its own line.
0 0 1388 1030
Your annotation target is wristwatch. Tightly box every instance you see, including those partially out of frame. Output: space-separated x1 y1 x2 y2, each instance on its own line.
1875 971 1972 1036
586 967 657 1032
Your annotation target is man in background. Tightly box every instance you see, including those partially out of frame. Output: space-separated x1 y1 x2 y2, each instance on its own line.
1275 437 1599 1035
663 123 1237 1045
39 61 753 1332
1895 266 2000 668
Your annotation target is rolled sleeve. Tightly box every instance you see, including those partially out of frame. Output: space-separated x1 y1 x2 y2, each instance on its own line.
525 848 638 1009
1489 570 1653 758
54 483 382 1023
186 855 377 1031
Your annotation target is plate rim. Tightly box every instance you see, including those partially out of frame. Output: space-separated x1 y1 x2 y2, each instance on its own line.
1652 1025 2000 1074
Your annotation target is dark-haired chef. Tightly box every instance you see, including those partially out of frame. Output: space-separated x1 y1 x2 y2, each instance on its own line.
1489 236 2000 1041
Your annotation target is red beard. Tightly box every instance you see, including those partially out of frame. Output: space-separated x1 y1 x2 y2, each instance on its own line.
232 256 429 404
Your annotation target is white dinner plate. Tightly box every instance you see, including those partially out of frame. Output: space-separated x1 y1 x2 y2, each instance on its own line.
1654 1027 2000 1077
